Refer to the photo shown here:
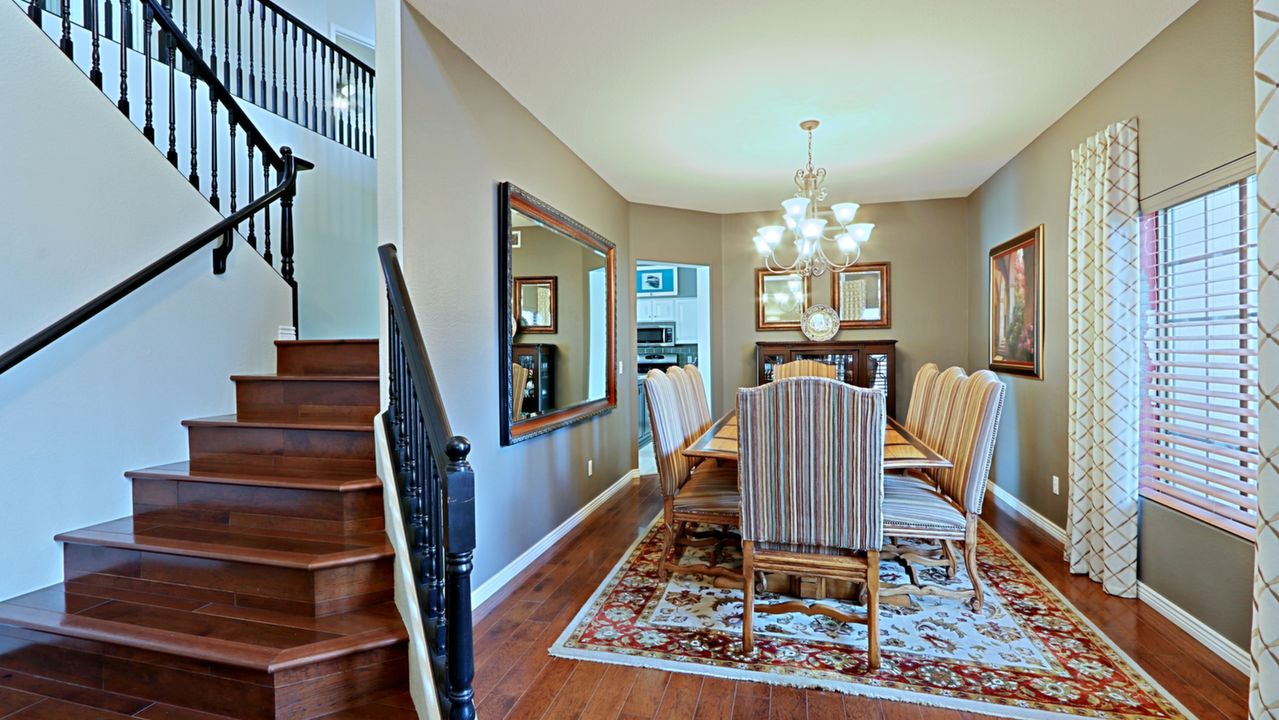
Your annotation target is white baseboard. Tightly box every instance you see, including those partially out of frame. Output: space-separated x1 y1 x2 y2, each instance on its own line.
988 482 1066 544
986 482 1249 675
470 468 640 610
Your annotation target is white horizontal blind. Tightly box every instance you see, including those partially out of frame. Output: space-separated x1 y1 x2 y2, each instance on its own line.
1139 176 1259 540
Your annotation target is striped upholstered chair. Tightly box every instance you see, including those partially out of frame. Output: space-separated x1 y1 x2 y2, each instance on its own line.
737 378 885 668
903 363 940 437
681 364 713 435
510 363 531 421
886 365 967 497
667 366 709 443
772 359 837 381
644 369 741 583
881 370 1006 611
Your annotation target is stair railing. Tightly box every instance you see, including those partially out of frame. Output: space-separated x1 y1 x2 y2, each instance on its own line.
24 0 374 156
379 244 477 720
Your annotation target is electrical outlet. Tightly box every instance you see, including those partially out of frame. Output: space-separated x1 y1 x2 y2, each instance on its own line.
588 459 594 477
1052 475 1060 495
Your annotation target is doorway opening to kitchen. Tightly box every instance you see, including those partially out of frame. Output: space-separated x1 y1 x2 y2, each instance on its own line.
636 261 712 475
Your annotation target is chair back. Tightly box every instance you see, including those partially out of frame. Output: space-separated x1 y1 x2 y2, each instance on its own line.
903 363 940 435
667 365 706 443
933 370 1006 513
644 369 691 497
737 378 884 551
920 366 966 452
683 364 713 435
773 359 837 381
510 363 531 421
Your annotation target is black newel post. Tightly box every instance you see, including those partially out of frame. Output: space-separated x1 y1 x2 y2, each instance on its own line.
279 146 298 331
59 0 72 57
443 436 477 720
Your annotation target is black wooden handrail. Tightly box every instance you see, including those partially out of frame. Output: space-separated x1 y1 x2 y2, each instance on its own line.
379 243 477 720
0 150 311 376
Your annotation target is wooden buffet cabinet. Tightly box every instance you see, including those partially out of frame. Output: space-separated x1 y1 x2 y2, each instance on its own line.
755 340 898 418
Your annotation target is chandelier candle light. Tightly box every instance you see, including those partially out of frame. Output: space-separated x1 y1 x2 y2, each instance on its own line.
755 120 875 277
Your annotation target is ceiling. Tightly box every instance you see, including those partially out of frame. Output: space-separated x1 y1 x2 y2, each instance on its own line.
410 0 1195 214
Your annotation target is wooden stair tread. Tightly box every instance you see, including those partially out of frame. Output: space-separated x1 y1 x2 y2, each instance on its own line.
55 518 392 570
0 585 406 673
180 415 373 433
125 461 381 492
230 374 377 383
274 339 377 346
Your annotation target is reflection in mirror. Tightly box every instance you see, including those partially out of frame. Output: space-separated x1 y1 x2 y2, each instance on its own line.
755 269 810 330
500 183 616 445
832 262 891 328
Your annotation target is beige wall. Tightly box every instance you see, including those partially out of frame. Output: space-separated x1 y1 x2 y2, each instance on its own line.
964 0 1254 646
512 226 595 407
720 200 971 415
389 3 635 588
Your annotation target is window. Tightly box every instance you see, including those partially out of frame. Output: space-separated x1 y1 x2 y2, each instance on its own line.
1139 176 1259 540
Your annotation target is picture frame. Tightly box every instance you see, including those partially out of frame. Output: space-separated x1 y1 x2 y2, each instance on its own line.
513 275 557 334
755 268 811 331
636 265 679 296
989 225 1044 378
830 262 891 329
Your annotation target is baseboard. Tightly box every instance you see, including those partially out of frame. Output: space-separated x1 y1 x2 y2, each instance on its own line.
470 468 640 610
1137 582 1250 675
987 482 1249 675
987 482 1067 544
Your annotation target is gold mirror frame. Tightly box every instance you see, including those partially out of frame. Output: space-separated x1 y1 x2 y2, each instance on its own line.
755 268 811 331
513 276 558 334
830 262 891 329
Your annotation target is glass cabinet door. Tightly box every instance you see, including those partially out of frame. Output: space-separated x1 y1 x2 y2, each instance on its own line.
792 351 859 386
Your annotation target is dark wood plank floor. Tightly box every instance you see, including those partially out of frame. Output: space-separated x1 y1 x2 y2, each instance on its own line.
471 476 1248 720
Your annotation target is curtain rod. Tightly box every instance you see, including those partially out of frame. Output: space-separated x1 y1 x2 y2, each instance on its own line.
1140 151 1257 203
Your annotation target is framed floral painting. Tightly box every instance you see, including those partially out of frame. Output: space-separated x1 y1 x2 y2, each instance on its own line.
989 225 1043 378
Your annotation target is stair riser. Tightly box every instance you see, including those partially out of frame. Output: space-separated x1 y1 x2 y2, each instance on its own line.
132 478 385 535
188 426 374 475
0 624 407 719
64 544 394 617
235 379 379 424
277 342 378 376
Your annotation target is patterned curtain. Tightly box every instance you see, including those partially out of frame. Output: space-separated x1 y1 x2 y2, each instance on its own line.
1065 119 1140 598
1251 3 1279 716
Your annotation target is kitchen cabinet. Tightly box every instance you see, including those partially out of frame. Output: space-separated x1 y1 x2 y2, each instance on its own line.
637 297 676 322
674 299 699 344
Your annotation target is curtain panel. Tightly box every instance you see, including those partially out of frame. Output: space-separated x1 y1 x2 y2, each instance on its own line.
1065 118 1140 598
1251 3 1279 716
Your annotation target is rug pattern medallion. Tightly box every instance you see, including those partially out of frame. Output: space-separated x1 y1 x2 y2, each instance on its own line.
550 521 1190 719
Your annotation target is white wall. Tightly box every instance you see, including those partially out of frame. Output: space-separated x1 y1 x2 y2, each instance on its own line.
0 2 290 600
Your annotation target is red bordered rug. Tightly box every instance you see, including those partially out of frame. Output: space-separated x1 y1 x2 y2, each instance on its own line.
549 520 1192 719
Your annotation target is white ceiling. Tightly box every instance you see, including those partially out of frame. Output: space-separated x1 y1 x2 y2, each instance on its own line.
410 0 1195 213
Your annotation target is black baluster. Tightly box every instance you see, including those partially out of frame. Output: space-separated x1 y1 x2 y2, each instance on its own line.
209 0 216 74
28 0 41 25
234 0 242 95
189 0 200 188
270 10 278 114
345 59 353 149
300 34 308 129
279 146 298 330
431 433 447 651
246 142 256 250
103 0 113 40
209 87 220 210
246 0 254 102
222 0 229 86
310 39 317 132
444 437 477 720
361 70 369 155
290 24 298 123
367 73 374 156
60 0 73 57
279 17 287 118
165 1 177 165
142 3 154 142
228 114 237 212
262 154 272 264
327 48 335 140
117 0 130 113
90 0 103 87
335 57 344 146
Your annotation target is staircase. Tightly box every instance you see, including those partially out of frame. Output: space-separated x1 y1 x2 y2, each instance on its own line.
0 339 418 719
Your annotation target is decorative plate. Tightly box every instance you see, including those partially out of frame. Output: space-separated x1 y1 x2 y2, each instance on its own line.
801 304 840 341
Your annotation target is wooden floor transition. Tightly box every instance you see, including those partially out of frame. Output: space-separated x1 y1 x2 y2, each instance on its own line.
471 476 1247 720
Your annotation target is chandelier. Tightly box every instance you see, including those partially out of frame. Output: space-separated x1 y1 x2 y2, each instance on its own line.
753 120 875 277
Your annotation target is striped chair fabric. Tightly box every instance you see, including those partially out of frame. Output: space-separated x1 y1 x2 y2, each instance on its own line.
682 364 713 436
644 369 692 497
932 370 1006 513
918 366 966 457
738 378 884 552
903 363 940 436
772 359 838 381
667 365 707 444
511 363 531 421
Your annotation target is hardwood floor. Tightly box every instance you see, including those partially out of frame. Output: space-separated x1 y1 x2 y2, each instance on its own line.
471 477 1248 720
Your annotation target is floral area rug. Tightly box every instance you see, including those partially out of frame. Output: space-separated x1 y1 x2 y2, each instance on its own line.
549 520 1192 719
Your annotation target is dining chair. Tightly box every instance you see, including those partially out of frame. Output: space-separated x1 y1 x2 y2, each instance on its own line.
644 369 742 583
772 359 837 381
667 365 709 443
682 364 713 434
510 363 531 421
737 378 884 668
903 363 940 437
881 370 1006 611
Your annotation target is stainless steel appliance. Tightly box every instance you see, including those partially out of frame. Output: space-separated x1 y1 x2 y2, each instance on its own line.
637 352 678 375
637 322 676 346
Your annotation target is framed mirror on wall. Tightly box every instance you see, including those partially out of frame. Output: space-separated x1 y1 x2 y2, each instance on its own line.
755 268 811 330
831 262 891 329
498 182 617 445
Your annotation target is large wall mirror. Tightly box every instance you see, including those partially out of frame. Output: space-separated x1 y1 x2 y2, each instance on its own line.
498 182 617 445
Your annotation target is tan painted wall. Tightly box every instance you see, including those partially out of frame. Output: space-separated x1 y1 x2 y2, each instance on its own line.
392 4 635 588
964 0 1255 646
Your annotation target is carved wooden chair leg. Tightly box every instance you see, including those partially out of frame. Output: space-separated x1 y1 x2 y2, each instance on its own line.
866 549 880 670
942 540 959 580
741 540 755 653
658 522 677 581
963 516 984 612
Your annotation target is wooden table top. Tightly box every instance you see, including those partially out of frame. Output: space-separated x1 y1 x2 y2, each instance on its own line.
683 411 953 471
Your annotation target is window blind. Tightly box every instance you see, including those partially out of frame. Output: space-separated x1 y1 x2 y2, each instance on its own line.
1139 175 1259 540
